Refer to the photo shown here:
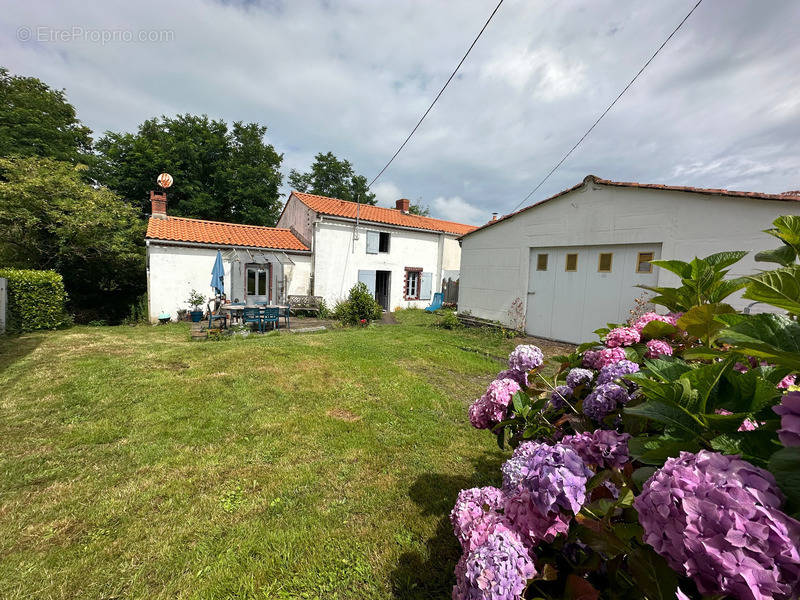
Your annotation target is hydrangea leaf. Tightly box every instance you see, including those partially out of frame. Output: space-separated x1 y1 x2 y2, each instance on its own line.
755 244 796 267
680 358 731 413
717 313 800 371
703 250 749 269
627 545 679 600
564 573 600 600
639 320 679 340
764 215 800 255
768 447 800 516
742 264 800 315
632 466 657 491
640 357 692 383
628 435 701 465
676 302 736 344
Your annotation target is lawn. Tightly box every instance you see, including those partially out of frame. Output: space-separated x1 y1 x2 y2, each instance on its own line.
0 310 572 600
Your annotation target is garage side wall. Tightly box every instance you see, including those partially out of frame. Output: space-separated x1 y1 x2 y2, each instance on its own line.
459 183 800 329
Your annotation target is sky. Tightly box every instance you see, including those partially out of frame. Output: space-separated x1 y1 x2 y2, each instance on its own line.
2 0 800 226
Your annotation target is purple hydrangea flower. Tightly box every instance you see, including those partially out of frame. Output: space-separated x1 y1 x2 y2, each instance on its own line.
632 311 677 333
560 429 631 469
484 378 521 408
634 450 800 600
645 339 673 358
497 368 528 389
549 385 572 410
583 383 628 421
596 360 640 385
450 487 508 552
582 347 627 370
453 526 536 600
508 345 543 373
605 326 641 348
503 491 571 546
774 391 800 447
501 442 591 515
565 368 594 389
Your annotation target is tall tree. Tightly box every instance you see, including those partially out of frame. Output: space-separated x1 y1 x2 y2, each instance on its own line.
288 151 376 204
409 201 430 216
0 66 93 163
93 114 284 225
0 157 145 322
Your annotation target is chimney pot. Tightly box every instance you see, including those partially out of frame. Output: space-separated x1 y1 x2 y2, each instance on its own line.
151 190 167 218
396 198 410 213
490 212 498 222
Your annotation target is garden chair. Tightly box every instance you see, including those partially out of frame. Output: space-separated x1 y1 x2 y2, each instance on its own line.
425 292 444 312
281 303 290 329
207 296 228 329
242 307 263 332
261 307 280 331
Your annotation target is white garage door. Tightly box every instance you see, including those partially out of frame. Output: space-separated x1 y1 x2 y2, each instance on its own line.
526 243 662 343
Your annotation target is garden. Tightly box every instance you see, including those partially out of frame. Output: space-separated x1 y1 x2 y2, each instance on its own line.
0 307 568 599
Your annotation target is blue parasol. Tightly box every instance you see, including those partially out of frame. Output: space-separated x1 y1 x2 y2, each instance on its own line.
210 250 225 295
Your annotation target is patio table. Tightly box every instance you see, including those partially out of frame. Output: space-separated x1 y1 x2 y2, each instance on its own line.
221 304 288 327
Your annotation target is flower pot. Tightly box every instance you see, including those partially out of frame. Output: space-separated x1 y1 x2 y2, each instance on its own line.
190 310 204 322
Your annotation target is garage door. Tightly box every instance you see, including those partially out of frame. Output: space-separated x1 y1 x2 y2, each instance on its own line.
525 243 661 343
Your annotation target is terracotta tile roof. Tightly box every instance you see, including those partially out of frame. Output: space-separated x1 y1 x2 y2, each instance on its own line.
291 191 478 236
461 174 800 238
146 216 309 251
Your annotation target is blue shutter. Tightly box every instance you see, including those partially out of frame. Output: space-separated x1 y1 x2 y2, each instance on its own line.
358 270 377 297
366 231 379 254
420 272 432 301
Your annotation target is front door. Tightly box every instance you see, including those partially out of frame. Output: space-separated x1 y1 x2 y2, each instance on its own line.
375 271 391 310
246 264 271 303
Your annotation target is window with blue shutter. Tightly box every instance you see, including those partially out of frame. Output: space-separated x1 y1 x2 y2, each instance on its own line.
357 270 377 297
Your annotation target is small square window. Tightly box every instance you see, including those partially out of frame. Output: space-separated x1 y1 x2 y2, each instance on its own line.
536 254 548 271
637 252 654 273
598 253 613 272
565 253 578 272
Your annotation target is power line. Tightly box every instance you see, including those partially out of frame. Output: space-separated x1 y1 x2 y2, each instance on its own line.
509 0 704 214
367 0 505 189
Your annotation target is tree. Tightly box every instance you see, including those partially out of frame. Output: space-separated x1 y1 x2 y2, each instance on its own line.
409 201 430 216
0 66 93 163
288 151 376 204
93 114 284 225
0 156 145 322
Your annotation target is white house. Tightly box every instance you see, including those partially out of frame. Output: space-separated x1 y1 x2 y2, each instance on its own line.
276 192 476 310
145 191 312 320
145 190 476 320
458 175 800 344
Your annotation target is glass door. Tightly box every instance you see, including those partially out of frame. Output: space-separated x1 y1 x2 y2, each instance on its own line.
245 264 271 304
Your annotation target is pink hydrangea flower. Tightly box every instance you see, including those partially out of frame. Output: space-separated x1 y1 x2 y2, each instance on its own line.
632 311 677 333
645 339 673 358
468 378 521 430
774 392 800 447
778 374 797 389
605 326 641 348
582 347 627 370
450 487 507 552
484 378 521 408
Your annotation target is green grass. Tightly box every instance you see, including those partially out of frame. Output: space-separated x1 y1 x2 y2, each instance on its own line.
0 310 568 599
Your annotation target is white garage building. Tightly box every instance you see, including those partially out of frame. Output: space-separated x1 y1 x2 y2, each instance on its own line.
458 175 800 344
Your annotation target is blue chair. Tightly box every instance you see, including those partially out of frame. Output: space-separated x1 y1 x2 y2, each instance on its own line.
243 307 263 332
281 303 290 330
261 307 280 331
425 292 444 312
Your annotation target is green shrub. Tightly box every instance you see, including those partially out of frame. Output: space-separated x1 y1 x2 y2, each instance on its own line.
333 282 382 325
438 310 460 329
0 268 69 332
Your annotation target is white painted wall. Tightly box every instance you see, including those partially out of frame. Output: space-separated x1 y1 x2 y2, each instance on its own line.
312 219 452 309
147 243 312 321
459 181 800 337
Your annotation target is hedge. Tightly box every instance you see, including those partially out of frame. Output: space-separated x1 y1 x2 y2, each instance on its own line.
0 268 69 332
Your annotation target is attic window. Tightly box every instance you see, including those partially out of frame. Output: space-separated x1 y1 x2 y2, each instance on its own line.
536 254 548 271
637 252 654 273
598 253 613 272
565 253 578 272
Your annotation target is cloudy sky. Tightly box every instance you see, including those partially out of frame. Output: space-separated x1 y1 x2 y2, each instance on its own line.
2 0 799 225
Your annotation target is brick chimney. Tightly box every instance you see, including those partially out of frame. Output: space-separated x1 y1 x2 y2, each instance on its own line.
150 190 167 218
396 198 410 213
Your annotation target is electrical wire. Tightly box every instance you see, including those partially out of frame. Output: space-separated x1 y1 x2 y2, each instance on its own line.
367 0 505 189
509 0 704 214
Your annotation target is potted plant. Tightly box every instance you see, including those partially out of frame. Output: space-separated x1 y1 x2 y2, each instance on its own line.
187 289 206 322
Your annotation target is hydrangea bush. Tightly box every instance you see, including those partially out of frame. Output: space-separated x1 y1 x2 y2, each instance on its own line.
451 218 800 600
